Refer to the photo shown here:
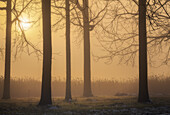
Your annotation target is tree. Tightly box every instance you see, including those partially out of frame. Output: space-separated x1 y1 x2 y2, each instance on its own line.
2 0 12 99
68 0 108 97
52 0 111 97
94 0 169 102
39 0 52 105
0 0 38 99
65 0 72 101
138 0 150 103
53 0 93 97
82 0 93 97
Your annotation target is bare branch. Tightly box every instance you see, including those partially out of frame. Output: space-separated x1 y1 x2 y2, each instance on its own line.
0 7 6 10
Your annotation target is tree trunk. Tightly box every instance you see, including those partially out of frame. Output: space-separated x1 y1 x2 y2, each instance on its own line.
83 0 93 97
39 0 52 105
2 0 11 100
65 0 72 101
138 0 150 103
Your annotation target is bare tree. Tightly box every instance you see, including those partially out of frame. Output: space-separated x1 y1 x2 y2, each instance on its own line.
0 0 40 99
1 0 12 99
95 0 169 65
69 0 109 97
138 0 150 103
94 0 169 102
81 0 93 97
52 0 109 97
65 0 72 101
39 0 52 105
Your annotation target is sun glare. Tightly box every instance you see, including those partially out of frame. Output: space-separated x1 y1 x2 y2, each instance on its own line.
19 17 31 30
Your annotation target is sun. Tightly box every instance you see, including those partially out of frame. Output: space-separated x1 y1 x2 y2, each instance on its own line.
19 17 31 30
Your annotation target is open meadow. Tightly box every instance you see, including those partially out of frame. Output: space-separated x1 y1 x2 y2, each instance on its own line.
1 96 170 114
1 76 170 114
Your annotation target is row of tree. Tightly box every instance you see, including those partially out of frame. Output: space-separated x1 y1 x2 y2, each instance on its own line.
0 0 169 105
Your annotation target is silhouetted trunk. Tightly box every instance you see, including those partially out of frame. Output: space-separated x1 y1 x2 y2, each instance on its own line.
138 0 150 103
83 0 93 97
2 0 11 100
65 0 72 101
39 0 52 105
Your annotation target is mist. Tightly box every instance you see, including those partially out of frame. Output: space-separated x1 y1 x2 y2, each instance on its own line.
0 0 170 114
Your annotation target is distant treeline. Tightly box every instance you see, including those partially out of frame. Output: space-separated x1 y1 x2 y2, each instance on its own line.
0 75 170 98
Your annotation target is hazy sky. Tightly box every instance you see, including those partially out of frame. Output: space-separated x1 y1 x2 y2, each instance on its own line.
0 1 169 81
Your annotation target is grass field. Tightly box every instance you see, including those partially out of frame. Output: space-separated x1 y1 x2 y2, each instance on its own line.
1 75 170 98
0 96 170 114
1 76 170 114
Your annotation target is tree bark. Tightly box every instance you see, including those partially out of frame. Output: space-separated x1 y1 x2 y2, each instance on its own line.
83 0 93 97
2 0 11 100
65 0 72 101
39 0 52 105
138 0 150 103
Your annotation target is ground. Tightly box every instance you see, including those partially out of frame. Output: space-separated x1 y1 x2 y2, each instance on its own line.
0 96 170 115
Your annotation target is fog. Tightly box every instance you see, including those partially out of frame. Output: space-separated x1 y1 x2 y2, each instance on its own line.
1 75 170 98
0 0 169 97
0 17 169 81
